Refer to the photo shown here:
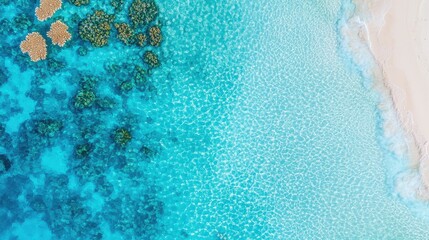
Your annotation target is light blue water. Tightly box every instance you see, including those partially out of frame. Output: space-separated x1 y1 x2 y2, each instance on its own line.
1 0 429 239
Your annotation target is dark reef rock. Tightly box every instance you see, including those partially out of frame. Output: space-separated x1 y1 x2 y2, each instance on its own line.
113 128 132 147
119 80 134 92
111 0 124 12
77 46 88 56
68 0 90 6
28 194 47 212
0 69 8 86
79 10 115 47
0 155 11 173
140 145 156 161
96 176 114 196
75 143 92 158
128 0 158 28
143 51 160 68
74 90 96 109
35 119 63 137
133 65 147 86
48 59 66 72
95 97 116 109
12 14 32 31
79 75 99 90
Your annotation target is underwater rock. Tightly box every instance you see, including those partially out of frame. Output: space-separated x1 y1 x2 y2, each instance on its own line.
74 90 96 109
35 119 63 137
113 128 132 147
128 0 158 28
0 155 11 173
148 25 162 47
75 143 92 158
68 0 89 6
78 10 115 47
114 23 134 45
134 33 147 47
143 51 160 68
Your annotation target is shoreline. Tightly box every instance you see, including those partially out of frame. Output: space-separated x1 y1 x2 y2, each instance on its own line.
349 0 429 199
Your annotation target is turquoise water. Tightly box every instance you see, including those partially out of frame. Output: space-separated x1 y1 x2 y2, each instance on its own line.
2 0 429 239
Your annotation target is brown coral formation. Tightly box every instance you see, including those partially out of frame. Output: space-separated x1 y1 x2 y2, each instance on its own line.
114 23 134 45
35 0 62 21
148 25 162 46
134 33 147 47
20 32 47 62
47 20 72 47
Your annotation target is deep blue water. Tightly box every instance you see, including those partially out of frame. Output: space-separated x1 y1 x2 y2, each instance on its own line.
2 0 429 239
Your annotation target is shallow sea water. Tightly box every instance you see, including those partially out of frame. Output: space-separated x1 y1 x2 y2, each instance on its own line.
2 0 429 239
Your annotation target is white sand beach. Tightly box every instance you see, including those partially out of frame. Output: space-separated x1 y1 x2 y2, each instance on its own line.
351 0 429 196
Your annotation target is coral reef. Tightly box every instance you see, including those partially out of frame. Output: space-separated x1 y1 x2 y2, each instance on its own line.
75 143 92 158
20 32 47 62
0 69 7 86
113 128 132 147
95 97 116 109
77 46 88 56
79 75 98 90
148 25 162 46
140 145 156 162
134 33 147 47
13 14 32 31
119 80 134 92
102 192 163 238
35 0 62 21
143 51 160 68
0 155 11 173
1 0 167 238
35 119 63 137
128 0 158 28
78 10 115 47
48 58 66 72
111 0 124 12
47 20 72 47
74 90 96 109
133 65 147 87
114 23 134 45
68 0 89 6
